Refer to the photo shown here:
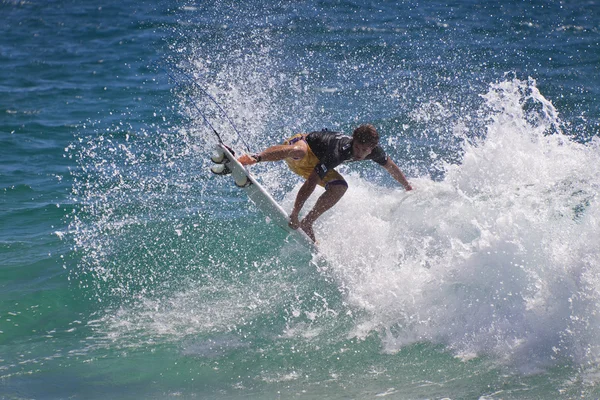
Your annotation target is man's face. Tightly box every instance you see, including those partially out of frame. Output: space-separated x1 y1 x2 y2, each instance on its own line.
352 141 376 160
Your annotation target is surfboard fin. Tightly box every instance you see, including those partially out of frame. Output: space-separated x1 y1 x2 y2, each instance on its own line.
210 163 232 176
211 144 236 164
234 175 251 188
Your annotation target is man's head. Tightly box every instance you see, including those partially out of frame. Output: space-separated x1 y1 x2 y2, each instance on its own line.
352 124 379 160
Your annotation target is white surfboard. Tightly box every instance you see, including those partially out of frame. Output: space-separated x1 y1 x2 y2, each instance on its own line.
210 144 317 251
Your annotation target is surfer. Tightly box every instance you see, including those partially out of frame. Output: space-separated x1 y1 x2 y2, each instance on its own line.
238 124 413 242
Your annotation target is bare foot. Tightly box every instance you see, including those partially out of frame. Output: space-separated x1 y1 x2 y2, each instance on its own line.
288 214 300 230
299 219 316 242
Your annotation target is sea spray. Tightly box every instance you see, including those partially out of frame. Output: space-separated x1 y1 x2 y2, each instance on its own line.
4 0 600 397
314 78 600 373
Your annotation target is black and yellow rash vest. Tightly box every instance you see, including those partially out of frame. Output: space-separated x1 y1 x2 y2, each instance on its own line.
305 129 388 179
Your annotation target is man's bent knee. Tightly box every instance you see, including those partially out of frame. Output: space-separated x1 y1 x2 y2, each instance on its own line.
325 180 348 192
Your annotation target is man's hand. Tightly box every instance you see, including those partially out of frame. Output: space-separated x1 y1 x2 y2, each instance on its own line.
238 154 257 166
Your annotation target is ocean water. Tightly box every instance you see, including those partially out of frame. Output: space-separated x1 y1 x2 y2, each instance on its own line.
1 0 600 398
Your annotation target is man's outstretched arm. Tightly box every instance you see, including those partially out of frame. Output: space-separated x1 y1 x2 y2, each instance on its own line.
383 159 412 191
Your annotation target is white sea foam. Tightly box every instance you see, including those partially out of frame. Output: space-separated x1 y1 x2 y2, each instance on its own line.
303 78 600 372
72 65 599 377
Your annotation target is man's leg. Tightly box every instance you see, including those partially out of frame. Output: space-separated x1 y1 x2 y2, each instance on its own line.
239 140 307 165
300 182 347 242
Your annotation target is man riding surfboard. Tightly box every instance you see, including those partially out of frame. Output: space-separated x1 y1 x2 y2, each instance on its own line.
238 124 413 242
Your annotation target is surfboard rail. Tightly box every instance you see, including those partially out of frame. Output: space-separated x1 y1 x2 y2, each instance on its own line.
212 144 317 251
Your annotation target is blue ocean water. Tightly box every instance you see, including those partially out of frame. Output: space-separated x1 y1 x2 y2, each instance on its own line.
1 0 600 398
